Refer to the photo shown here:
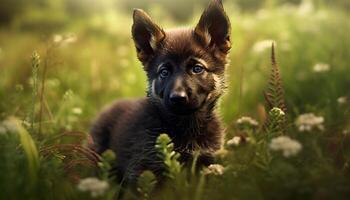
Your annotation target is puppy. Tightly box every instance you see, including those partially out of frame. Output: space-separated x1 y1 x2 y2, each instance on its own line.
90 0 231 185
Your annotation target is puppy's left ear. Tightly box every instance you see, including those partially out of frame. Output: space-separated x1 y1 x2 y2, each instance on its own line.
194 0 231 53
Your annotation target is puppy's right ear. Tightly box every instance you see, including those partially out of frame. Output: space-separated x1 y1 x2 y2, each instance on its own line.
132 9 165 63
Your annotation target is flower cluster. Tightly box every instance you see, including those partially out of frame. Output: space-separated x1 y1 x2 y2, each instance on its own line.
267 107 286 135
313 63 330 73
77 177 109 198
203 164 225 176
72 107 83 115
252 39 275 53
227 136 241 147
53 33 77 45
337 96 347 105
269 107 285 125
270 107 285 117
298 0 315 16
295 113 324 132
0 119 18 135
269 136 302 157
236 116 259 130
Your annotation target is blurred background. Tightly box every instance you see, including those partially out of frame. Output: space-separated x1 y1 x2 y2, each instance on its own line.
1 1 350 199
0 0 349 131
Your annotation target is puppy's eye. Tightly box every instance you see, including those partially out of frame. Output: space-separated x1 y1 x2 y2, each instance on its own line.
192 64 204 74
160 69 170 78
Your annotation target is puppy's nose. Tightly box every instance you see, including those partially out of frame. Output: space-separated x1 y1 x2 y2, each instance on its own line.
169 91 188 104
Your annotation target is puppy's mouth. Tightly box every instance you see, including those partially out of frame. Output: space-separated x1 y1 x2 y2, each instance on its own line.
162 97 206 116
166 104 198 115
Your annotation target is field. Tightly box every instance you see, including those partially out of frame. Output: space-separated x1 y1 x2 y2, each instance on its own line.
0 0 350 199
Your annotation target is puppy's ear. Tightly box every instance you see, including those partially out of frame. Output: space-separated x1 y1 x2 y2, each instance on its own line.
132 9 165 63
194 0 231 53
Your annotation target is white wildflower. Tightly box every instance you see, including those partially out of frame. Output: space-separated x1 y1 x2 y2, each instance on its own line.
236 116 259 128
2 119 18 133
270 107 285 116
337 96 347 105
295 113 324 132
227 136 241 147
269 136 302 157
298 0 314 16
64 33 77 44
53 34 63 43
203 164 225 175
77 177 109 198
53 33 77 45
252 40 275 53
72 107 83 115
343 130 349 135
313 63 330 73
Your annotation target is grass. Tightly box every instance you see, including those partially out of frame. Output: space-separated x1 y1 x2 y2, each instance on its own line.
0 1 350 199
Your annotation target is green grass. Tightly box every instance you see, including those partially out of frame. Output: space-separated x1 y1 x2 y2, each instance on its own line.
0 1 350 199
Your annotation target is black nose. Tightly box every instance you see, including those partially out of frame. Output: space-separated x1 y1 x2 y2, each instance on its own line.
169 91 188 104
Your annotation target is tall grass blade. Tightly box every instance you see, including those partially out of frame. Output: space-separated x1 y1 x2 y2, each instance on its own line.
11 117 40 184
30 51 40 132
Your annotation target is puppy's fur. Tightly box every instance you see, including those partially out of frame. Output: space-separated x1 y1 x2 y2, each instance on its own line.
90 0 231 184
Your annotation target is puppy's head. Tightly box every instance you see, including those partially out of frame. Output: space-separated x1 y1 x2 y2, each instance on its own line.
132 0 231 115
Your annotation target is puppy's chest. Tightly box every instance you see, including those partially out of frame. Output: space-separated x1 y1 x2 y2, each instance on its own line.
153 120 220 154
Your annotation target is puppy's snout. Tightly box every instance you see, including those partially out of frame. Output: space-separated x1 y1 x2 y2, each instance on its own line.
169 91 188 105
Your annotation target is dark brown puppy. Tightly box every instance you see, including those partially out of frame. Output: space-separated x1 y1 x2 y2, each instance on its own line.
90 0 231 185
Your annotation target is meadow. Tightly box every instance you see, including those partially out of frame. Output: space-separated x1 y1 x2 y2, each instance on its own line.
0 0 350 199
